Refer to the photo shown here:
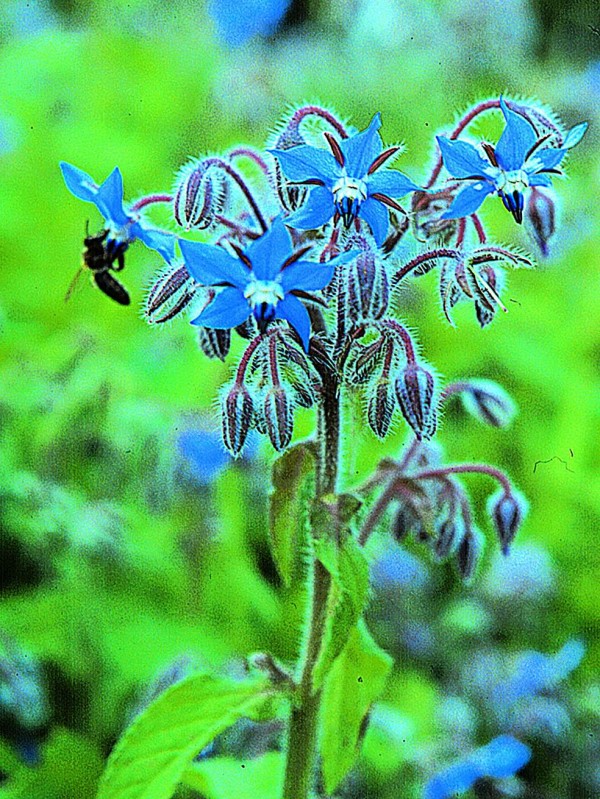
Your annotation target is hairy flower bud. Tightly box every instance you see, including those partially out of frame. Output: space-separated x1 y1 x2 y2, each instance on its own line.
434 511 466 560
173 159 227 230
488 489 528 555
460 380 516 428
263 386 293 452
197 327 231 361
222 383 254 455
395 362 437 440
347 239 389 322
525 187 556 257
271 120 308 213
145 263 196 324
346 337 386 386
367 377 396 439
392 500 424 542
457 528 483 582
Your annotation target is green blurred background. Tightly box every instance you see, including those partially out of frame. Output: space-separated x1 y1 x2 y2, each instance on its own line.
0 0 598 796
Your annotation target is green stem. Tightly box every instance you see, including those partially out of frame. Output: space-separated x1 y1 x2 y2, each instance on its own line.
282 379 340 799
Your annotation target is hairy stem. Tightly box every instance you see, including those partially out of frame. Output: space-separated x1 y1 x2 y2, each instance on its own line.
283 378 340 799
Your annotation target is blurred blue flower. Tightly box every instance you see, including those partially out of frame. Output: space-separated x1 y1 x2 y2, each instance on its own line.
270 114 420 246
493 640 585 706
484 543 555 599
208 0 291 47
180 216 354 350
60 162 175 263
425 734 531 799
371 543 429 589
438 97 587 223
177 428 258 485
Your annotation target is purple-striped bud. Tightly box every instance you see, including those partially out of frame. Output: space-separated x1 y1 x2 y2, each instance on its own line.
525 187 556 258
346 337 385 386
197 327 231 361
222 383 254 455
488 489 528 555
173 159 227 230
395 362 437 440
367 377 396 439
392 500 424 542
460 380 516 428
347 239 389 322
145 263 196 324
456 528 483 582
263 386 293 452
271 121 308 213
434 511 466 560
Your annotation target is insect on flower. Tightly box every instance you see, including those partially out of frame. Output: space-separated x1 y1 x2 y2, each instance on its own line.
179 216 355 350
437 97 587 223
60 162 175 303
270 113 421 246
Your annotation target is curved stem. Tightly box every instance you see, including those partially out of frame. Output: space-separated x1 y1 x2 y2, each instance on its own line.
227 147 270 175
414 463 512 494
392 248 460 288
291 105 349 139
203 157 268 233
130 193 173 211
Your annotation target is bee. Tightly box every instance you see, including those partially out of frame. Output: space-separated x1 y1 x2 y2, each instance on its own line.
65 223 130 305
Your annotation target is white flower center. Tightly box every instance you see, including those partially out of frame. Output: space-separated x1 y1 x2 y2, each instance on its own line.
495 169 529 194
332 175 368 204
244 278 284 309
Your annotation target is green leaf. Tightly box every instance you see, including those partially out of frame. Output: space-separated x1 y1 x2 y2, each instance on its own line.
181 753 284 799
269 442 316 586
319 621 393 794
311 514 370 692
96 675 274 799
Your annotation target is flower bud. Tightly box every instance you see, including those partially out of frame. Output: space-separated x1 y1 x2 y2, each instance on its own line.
395 362 437 440
197 327 231 361
525 187 556 258
460 379 516 428
456 528 483 582
488 489 528 555
222 383 254 455
271 121 308 213
263 386 293 452
347 239 389 322
391 500 424 542
367 377 396 439
145 263 195 324
173 159 227 230
434 512 466 560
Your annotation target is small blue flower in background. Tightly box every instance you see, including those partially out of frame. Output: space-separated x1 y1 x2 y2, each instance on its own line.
492 639 585 707
60 162 175 263
437 97 587 223
425 734 531 799
270 113 421 246
180 216 354 350
177 428 258 485
208 0 291 47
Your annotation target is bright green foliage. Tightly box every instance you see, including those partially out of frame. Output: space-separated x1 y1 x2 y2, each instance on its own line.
182 752 285 799
96 675 277 799
312 508 369 691
320 621 393 794
269 443 315 586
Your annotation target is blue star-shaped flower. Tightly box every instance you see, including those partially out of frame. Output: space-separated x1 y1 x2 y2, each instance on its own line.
179 217 354 350
60 162 175 262
437 98 587 223
425 735 531 799
269 113 421 246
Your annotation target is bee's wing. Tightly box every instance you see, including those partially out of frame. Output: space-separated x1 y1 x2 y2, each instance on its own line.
64 266 85 303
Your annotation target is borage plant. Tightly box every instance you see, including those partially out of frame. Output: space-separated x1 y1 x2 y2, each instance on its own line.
61 99 586 799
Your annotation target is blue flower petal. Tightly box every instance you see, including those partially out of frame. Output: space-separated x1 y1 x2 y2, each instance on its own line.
340 113 383 176
178 429 230 485
269 145 340 184
528 173 553 187
424 761 480 799
180 239 249 288
441 181 495 219
246 217 294 280
129 222 176 263
562 121 588 150
191 286 249 328
495 97 537 172
367 169 420 197
553 639 585 680
209 0 291 47
474 735 531 779
281 260 335 293
359 196 390 246
276 294 311 351
60 161 99 204
95 167 129 226
528 146 566 172
436 137 491 179
285 186 335 230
